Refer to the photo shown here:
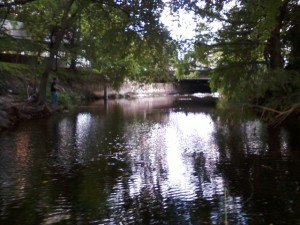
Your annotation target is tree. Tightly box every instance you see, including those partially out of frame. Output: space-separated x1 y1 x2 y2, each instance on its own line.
190 0 300 107
13 0 175 103
80 0 176 86
17 0 80 103
0 0 39 52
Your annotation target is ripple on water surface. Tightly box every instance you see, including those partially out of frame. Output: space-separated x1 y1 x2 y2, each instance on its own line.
2 97 300 225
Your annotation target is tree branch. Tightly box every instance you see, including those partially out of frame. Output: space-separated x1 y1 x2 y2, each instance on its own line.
245 103 300 127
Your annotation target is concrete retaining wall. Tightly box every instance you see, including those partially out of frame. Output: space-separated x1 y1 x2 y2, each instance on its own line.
76 80 179 99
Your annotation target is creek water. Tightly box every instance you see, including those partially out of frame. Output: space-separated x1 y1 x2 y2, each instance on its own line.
0 95 300 225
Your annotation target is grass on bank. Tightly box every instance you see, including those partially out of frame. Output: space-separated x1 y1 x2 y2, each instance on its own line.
0 61 105 109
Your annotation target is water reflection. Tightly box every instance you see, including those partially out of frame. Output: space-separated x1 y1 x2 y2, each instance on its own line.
1 96 300 225
74 113 92 164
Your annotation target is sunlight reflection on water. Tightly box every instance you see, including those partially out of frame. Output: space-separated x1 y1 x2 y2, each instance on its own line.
115 111 225 212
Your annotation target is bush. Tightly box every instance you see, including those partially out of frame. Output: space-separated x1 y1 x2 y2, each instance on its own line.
58 91 75 109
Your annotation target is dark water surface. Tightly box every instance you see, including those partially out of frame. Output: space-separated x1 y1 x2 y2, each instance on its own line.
1 95 300 225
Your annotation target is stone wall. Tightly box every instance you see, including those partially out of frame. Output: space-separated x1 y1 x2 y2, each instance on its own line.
74 80 179 99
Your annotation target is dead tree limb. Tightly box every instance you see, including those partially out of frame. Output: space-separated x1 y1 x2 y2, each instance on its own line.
245 103 300 127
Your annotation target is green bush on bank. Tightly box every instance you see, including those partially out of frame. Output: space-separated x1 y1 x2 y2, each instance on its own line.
48 89 78 109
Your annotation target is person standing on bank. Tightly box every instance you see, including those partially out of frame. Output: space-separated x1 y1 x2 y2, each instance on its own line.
50 77 59 105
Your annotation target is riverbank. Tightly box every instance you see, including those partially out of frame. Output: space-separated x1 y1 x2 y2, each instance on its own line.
0 63 100 132
0 76 171 133
0 62 180 133
0 95 54 132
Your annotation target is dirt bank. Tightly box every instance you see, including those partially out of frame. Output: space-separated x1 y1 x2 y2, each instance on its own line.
0 95 53 132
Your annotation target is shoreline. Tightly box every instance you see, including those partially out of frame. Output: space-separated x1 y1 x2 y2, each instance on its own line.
0 95 55 133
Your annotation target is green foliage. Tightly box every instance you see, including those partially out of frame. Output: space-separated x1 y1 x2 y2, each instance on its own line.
248 0 283 52
174 51 198 79
211 66 300 110
0 61 40 95
256 69 300 109
1 0 178 102
0 61 34 78
0 0 179 97
68 0 176 85
57 91 75 109
45 85 77 109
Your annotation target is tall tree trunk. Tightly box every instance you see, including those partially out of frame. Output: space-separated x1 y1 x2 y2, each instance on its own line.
69 25 78 71
37 52 56 103
266 0 288 70
287 7 300 71
268 25 283 69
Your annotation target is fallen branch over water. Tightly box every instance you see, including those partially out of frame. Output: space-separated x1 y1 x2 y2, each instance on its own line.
245 103 300 127
272 103 300 126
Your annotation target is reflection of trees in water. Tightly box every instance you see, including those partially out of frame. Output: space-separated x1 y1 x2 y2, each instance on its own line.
212 117 300 224
104 168 215 224
105 113 218 224
283 120 300 152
